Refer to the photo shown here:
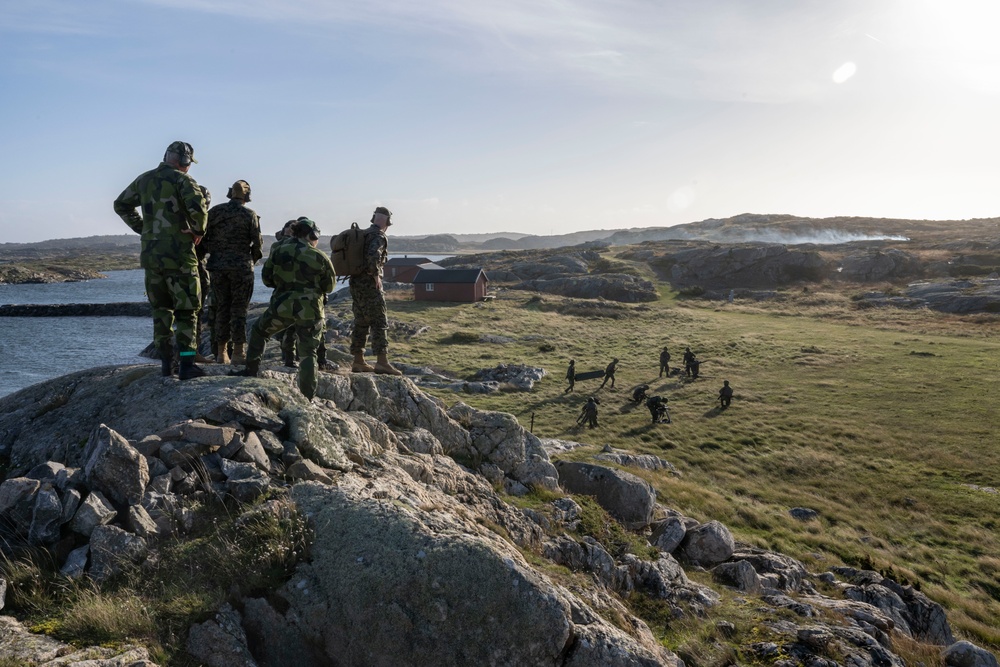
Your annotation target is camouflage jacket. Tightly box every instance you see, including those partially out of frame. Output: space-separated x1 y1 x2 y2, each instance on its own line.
114 162 208 272
203 201 263 271
262 237 336 315
363 224 388 278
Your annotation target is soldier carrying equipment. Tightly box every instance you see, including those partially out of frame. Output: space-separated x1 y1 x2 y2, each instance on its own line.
646 395 670 424
330 222 367 280
632 384 649 404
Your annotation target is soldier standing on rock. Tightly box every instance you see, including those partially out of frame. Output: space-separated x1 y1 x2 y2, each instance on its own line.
350 206 402 375
564 359 576 393
599 358 619 390
114 141 208 380
203 179 263 365
232 217 334 400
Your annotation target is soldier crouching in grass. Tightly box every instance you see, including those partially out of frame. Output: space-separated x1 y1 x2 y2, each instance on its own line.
114 140 208 381
232 217 335 400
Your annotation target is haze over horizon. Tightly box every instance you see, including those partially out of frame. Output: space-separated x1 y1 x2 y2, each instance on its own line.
3 0 1000 244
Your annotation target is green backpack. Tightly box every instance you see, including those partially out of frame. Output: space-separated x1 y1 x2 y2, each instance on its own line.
330 223 366 280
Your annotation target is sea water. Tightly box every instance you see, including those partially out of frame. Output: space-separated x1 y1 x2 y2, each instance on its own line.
0 268 279 398
0 256 450 398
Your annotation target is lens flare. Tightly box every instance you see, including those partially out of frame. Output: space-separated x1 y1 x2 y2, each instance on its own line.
832 62 857 84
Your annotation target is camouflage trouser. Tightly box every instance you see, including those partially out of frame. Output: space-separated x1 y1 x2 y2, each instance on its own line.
349 277 388 355
247 304 323 400
145 267 201 354
198 262 212 355
280 321 327 362
211 268 255 344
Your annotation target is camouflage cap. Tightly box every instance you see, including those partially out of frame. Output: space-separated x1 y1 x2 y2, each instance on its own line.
296 216 321 238
164 141 197 165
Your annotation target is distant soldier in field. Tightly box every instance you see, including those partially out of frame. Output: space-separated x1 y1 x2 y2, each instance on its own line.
577 396 599 428
683 347 696 376
114 140 208 380
203 179 263 365
232 217 334 400
659 346 671 377
350 206 401 375
632 384 649 404
564 359 576 393
647 395 670 424
599 357 619 389
689 355 701 379
719 380 734 408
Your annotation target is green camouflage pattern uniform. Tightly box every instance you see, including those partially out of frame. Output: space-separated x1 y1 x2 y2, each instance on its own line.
349 224 389 355
203 200 263 344
247 237 335 399
114 163 208 354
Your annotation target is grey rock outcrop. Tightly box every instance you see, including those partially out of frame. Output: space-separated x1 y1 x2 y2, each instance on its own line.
252 470 679 666
84 424 149 506
472 363 546 390
943 640 1000 667
516 274 658 303
676 520 734 566
187 603 258 667
555 461 656 529
668 244 826 289
0 616 157 666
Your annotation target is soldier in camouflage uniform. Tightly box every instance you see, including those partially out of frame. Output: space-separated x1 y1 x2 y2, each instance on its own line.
350 206 402 375
114 141 208 380
203 180 263 365
194 185 213 363
233 217 335 400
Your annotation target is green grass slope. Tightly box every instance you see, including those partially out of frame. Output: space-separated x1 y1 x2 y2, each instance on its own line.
379 256 1000 649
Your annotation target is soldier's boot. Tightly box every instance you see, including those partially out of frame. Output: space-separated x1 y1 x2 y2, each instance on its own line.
216 340 231 365
283 350 298 368
230 359 260 377
374 353 403 376
159 343 174 377
178 355 206 381
232 343 247 366
351 352 375 373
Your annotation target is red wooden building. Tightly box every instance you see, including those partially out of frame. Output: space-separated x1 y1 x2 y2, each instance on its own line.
413 268 490 302
385 257 439 283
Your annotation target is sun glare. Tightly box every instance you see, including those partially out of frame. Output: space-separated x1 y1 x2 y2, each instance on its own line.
832 62 857 84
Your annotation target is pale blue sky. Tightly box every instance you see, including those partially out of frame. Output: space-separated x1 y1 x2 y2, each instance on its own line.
2 0 1000 243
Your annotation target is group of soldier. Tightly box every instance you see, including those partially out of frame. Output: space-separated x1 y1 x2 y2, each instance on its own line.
114 140 400 400
570 346 735 428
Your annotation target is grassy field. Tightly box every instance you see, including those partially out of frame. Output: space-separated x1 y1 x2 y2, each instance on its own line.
370 255 1000 649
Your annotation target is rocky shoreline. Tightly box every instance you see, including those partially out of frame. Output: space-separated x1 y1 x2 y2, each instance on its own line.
0 265 106 285
0 302 151 317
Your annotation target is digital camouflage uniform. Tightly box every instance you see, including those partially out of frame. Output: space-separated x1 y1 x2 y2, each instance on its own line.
349 223 389 355
114 162 208 355
204 200 263 345
246 236 335 399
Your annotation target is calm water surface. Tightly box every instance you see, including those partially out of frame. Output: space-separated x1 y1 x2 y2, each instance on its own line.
0 255 449 398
